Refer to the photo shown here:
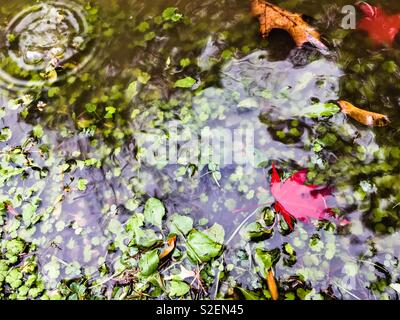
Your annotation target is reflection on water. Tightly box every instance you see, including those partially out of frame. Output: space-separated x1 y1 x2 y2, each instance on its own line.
1 0 400 300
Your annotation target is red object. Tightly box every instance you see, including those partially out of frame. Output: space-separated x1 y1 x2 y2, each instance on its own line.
270 163 334 230
357 2 400 46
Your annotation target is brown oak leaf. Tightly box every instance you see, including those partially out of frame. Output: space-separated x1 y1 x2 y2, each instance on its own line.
338 100 390 127
251 0 326 49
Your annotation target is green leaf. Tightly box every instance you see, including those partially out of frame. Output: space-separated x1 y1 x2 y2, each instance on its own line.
139 249 159 276
186 224 224 262
126 213 144 232
144 198 165 228
235 287 263 300
77 178 88 191
162 7 183 22
22 203 38 227
125 81 138 101
104 106 116 119
301 103 340 118
135 229 162 248
168 214 193 235
85 103 97 113
203 223 225 244
243 222 273 241
174 77 196 88
32 125 44 139
254 248 280 277
0 127 12 142
168 280 190 297
5 268 23 289
180 58 191 68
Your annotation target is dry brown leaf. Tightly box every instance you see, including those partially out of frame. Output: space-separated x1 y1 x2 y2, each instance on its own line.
251 0 326 49
159 235 177 259
266 268 279 300
338 100 390 127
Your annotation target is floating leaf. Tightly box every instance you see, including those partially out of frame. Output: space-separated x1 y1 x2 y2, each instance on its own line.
251 0 327 49
270 163 337 230
338 100 390 127
301 103 340 118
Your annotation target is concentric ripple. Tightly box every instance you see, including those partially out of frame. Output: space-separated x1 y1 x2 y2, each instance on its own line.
0 1 94 91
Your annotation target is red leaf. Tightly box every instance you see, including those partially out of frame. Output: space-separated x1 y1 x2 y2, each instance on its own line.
270 163 334 230
357 2 400 46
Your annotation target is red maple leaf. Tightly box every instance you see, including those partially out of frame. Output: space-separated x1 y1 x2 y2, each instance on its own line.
357 2 400 46
270 163 335 230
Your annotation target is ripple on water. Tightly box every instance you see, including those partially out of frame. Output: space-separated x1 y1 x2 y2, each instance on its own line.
0 1 94 91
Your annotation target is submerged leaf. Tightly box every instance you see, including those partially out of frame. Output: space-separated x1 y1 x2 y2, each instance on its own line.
338 100 390 127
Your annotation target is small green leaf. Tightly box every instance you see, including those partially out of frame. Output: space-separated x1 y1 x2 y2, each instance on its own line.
174 77 196 88
125 81 138 101
301 103 340 118
162 7 183 22
168 280 190 297
180 58 191 68
186 224 224 262
77 178 88 191
254 248 280 277
243 222 273 241
144 198 165 228
139 249 159 276
0 127 12 142
168 214 193 235
85 103 97 113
